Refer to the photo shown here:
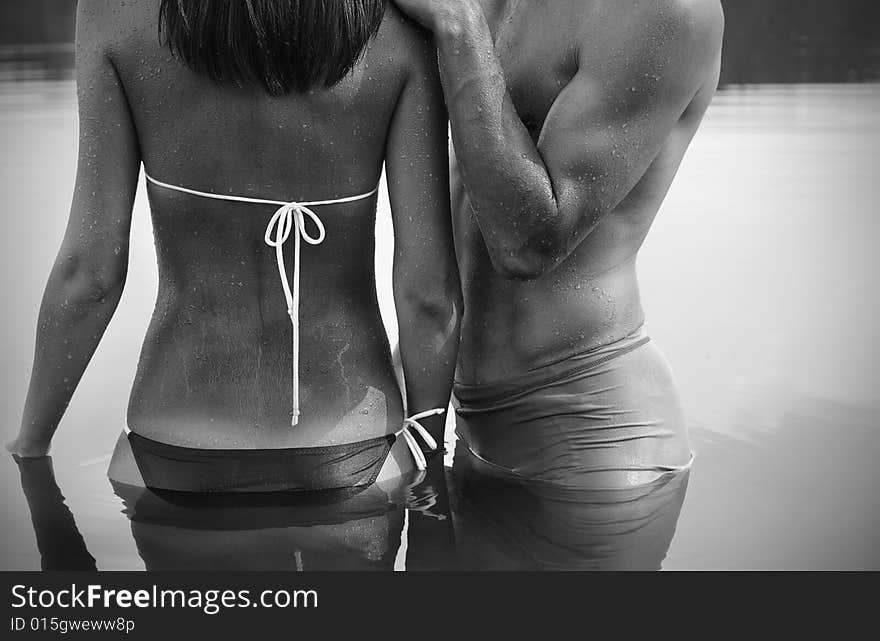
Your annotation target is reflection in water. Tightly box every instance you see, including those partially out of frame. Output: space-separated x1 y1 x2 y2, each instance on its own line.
114 483 406 571
110 457 455 572
448 444 689 571
12 447 691 571
13 453 457 572
13 455 96 571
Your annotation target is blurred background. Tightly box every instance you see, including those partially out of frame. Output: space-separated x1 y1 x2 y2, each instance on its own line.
0 1 878 570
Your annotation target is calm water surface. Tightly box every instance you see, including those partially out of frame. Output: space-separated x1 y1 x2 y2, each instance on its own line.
1 82 878 570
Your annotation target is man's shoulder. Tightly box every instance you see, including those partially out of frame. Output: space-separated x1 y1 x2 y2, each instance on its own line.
651 0 724 49
575 0 723 55
574 0 723 94
625 0 724 60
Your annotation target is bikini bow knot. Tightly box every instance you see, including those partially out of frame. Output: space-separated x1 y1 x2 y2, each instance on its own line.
264 201 327 253
264 201 327 426
397 408 445 471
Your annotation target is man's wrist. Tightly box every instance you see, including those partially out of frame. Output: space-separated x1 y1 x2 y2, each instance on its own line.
433 0 482 45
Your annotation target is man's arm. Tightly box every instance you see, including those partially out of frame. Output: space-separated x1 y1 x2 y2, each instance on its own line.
395 0 723 279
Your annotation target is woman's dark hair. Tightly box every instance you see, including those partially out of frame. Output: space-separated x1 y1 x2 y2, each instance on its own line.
158 0 386 95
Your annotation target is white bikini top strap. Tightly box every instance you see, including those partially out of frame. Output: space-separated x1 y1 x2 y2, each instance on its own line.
144 172 379 207
143 171 379 426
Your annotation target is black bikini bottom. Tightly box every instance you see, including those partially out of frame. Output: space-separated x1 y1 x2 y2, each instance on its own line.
127 431 397 493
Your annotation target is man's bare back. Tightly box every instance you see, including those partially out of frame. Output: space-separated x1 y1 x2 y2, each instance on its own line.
451 0 724 384
395 0 723 486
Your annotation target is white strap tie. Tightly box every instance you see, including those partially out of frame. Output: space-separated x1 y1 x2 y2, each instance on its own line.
143 172 378 427
264 201 326 426
396 408 445 471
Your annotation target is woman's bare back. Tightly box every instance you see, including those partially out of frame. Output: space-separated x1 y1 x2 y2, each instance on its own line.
91 2 427 448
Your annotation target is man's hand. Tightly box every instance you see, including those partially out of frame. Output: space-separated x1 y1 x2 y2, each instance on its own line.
392 0 442 30
392 0 474 32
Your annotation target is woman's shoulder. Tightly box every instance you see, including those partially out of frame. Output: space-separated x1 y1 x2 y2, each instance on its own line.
368 3 438 78
76 0 153 56
76 0 148 30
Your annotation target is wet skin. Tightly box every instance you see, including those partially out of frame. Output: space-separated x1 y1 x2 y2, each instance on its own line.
397 0 724 384
12 1 461 484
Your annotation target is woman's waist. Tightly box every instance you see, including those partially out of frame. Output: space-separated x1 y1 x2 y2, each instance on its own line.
153 280 382 321
145 291 389 347
127 375 405 450
130 319 403 449
138 319 393 374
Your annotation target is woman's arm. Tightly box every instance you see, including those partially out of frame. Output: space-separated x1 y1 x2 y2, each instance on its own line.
8 0 141 457
385 20 462 444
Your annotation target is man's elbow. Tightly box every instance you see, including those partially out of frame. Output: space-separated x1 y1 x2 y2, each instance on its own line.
487 205 603 280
